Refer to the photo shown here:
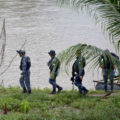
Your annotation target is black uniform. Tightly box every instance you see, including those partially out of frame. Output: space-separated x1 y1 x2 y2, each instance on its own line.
71 56 88 94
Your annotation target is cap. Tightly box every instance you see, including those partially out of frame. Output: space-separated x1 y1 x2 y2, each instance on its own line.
16 50 25 55
48 50 56 55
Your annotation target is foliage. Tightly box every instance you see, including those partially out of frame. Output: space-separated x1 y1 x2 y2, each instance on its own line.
0 87 119 120
57 43 120 74
57 0 120 49
21 100 30 113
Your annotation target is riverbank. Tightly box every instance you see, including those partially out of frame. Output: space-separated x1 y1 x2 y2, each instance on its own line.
0 87 120 120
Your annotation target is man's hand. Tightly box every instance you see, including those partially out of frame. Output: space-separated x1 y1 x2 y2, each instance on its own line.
80 76 83 80
71 77 74 82
21 75 24 78
100 64 104 69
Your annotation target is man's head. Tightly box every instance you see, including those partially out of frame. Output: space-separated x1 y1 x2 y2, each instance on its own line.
48 50 56 58
16 50 25 57
76 49 81 57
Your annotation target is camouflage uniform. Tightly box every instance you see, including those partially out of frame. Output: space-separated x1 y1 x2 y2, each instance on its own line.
48 56 62 94
99 51 115 92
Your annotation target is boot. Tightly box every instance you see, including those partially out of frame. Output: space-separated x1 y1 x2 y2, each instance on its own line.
50 88 56 95
79 90 83 94
22 87 27 93
83 88 89 96
58 87 63 93
28 90 31 94
50 91 56 95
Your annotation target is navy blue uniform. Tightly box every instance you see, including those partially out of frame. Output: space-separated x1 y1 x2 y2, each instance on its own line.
19 56 31 92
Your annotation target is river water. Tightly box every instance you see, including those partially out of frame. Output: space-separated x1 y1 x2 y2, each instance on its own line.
0 0 114 90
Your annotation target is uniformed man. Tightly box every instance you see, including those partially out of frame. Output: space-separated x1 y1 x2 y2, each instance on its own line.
99 50 115 92
71 49 88 95
48 50 62 94
17 50 31 94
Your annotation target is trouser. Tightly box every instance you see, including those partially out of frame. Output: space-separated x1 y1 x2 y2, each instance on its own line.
19 71 31 91
74 76 87 93
49 77 61 92
103 69 114 92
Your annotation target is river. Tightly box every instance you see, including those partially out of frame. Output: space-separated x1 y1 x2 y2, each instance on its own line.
0 0 114 90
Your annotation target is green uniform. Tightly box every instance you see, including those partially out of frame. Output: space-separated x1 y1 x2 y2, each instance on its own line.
48 56 62 94
48 57 60 79
72 56 86 77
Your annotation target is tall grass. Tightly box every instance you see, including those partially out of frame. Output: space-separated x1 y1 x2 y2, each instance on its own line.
0 87 119 120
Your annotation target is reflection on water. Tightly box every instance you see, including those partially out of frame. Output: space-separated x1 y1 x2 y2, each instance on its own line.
0 0 114 90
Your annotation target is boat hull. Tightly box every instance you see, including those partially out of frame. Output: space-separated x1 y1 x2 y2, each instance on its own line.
96 83 120 90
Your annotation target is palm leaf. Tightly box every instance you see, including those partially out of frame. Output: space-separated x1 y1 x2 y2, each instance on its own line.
57 43 120 75
57 0 120 50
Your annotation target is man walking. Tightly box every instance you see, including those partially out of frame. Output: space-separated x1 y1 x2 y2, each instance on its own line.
99 49 115 92
71 49 88 95
48 50 62 94
17 50 31 94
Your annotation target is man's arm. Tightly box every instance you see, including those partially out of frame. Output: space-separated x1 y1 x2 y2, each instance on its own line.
78 57 85 79
50 58 60 79
99 55 104 69
71 63 75 83
21 57 27 75
48 60 51 66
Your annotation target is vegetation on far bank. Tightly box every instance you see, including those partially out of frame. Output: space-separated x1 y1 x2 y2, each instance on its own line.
0 87 119 120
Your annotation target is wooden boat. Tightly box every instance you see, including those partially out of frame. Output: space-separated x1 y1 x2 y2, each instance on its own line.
93 76 120 90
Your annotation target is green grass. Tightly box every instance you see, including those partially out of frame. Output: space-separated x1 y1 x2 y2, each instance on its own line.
0 87 119 120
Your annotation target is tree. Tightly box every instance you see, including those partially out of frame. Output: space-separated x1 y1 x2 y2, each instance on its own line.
57 0 120 49
57 43 120 74
0 19 26 76
56 0 120 73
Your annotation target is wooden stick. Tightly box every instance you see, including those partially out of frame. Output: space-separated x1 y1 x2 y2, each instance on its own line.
0 40 27 76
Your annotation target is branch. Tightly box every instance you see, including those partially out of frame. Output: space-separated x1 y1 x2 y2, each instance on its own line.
0 40 27 76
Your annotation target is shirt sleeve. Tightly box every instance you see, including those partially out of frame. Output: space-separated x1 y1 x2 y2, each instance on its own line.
99 55 103 66
78 57 85 76
82 57 86 68
21 57 27 75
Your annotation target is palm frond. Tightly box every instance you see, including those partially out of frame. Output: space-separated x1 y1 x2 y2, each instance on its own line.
57 0 120 50
57 43 120 75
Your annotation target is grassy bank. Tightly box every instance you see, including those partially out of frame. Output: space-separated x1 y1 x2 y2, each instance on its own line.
0 87 120 120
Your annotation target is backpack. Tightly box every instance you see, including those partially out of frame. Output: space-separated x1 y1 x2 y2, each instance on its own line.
111 52 119 60
26 57 31 70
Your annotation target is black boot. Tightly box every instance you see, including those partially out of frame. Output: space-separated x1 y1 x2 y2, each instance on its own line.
58 87 63 93
22 87 27 93
28 90 31 94
50 88 56 95
79 90 83 94
83 87 88 95
50 91 56 94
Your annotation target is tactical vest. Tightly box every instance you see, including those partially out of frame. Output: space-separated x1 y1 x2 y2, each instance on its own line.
48 57 60 73
72 56 85 76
